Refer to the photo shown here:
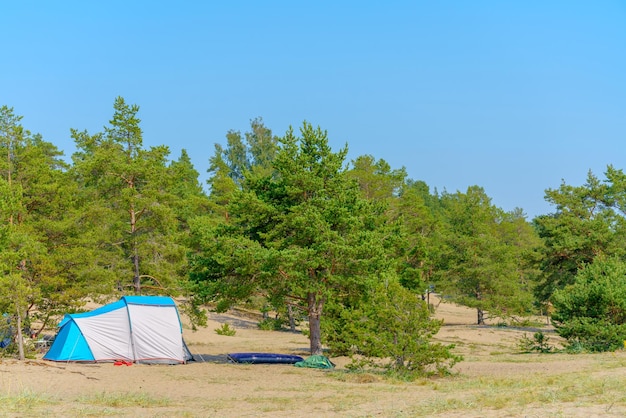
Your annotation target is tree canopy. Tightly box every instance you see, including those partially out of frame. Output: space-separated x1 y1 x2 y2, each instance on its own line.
190 122 391 354
434 187 538 324
7 96 626 359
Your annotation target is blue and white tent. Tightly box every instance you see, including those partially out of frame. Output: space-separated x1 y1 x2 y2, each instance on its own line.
44 296 193 364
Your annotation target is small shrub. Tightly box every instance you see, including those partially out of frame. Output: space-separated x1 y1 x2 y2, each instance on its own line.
564 340 586 354
518 331 554 353
335 280 462 377
214 323 236 336
258 318 284 331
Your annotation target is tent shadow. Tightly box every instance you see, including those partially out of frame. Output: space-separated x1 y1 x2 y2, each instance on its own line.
190 353 231 364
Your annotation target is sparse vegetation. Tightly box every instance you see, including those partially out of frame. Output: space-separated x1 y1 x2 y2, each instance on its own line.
0 389 56 414
518 331 555 353
78 391 172 408
214 323 237 336
2 349 626 417
337 281 462 378
257 317 285 331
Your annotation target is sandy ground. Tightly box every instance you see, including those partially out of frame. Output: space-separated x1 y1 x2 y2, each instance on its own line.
1 297 625 417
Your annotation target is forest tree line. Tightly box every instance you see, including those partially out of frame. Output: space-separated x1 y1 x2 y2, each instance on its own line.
2 97 626 362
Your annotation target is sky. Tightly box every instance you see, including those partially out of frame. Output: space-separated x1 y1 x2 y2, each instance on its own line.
2 1 625 219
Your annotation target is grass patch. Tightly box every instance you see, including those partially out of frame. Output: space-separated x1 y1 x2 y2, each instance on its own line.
186 341 214 347
414 396 478 416
328 370 382 384
67 405 120 416
0 389 57 413
78 391 173 408
402 366 626 415
242 395 298 413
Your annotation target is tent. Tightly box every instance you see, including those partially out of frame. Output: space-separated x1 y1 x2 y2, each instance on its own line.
44 296 193 364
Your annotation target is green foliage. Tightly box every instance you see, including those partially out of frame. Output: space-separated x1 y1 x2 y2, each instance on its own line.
13 95 626 365
518 331 554 353
257 318 285 331
207 117 278 191
534 170 626 302
71 97 192 295
190 121 391 355
552 256 626 352
435 187 538 324
336 280 462 377
214 323 237 336
347 154 406 202
176 294 208 331
0 100 212 343
0 106 74 358
393 179 440 294
563 340 586 354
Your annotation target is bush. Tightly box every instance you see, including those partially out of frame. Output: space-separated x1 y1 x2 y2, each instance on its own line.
551 257 626 352
214 323 236 336
333 280 462 377
258 317 285 331
518 331 554 353
554 318 626 352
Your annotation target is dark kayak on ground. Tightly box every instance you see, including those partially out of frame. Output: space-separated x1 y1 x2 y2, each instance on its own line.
227 352 304 364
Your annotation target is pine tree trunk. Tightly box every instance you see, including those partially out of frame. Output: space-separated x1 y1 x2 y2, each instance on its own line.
16 309 25 361
133 253 141 294
477 308 485 325
288 305 296 332
130 204 141 294
307 292 325 355
476 286 485 325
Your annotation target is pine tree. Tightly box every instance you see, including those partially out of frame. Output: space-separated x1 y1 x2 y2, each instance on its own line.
71 97 188 294
190 122 388 354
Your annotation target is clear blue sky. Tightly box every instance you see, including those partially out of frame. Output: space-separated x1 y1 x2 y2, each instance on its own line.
2 1 625 218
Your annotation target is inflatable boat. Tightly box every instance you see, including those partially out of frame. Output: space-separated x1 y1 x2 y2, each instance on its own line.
227 352 304 364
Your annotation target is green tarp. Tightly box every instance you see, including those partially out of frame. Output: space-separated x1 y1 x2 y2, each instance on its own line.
294 355 335 369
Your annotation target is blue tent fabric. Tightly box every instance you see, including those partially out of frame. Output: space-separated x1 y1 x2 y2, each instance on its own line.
122 295 176 307
43 296 192 364
44 319 94 361
45 299 129 362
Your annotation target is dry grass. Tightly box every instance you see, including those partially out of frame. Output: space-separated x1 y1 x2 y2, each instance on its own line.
1 299 626 417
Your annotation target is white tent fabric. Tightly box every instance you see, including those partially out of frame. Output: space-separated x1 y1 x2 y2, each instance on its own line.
127 303 183 362
74 306 133 361
44 296 193 364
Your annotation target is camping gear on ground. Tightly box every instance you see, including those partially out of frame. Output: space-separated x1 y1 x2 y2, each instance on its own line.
294 355 335 369
43 296 193 364
0 314 12 349
227 352 304 364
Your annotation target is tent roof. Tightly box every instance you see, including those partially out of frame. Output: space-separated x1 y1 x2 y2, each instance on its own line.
122 296 177 306
58 296 179 327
